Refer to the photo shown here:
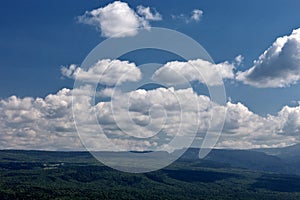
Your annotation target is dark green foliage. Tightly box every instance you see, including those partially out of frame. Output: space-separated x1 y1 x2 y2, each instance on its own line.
162 169 240 183
252 174 300 192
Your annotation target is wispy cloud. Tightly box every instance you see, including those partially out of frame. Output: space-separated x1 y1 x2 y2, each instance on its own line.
190 9 203 22
137 5 162 21
172 9 203 23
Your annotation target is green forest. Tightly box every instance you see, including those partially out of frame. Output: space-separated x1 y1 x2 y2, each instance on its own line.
1 150 300 199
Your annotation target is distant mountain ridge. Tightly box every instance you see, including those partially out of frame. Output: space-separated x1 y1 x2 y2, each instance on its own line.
252 143 300 159
177 144 300 175
1 143 300 175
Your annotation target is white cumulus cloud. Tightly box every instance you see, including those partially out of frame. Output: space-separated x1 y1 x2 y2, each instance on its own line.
78 1 162 38
152 59 235 86
216 102 299 149
237 28 300 88
0 88 82 150
1 85 300 150
61 59 141 86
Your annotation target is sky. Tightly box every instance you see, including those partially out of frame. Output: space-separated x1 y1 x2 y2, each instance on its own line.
1 0 300 151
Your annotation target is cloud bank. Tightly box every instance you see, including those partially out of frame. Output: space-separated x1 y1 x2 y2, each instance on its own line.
1 58 300 151
1 86 300 150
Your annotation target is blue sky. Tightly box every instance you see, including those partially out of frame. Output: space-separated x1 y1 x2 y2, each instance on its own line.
1 0 300 150
1 0 300 115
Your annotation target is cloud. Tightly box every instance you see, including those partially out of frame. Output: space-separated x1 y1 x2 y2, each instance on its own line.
172 9 203 23
277 104 300 136
94 87 205 148
234 55 244 66
137 5 162 21
237 28 300 88
3 57 300 151
1 84 300 150
152 59 235 86
78 1 161 38
190 9 203 22
0 86 209 151
216 102 299 149
61 59 141 86
0 88 82 150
